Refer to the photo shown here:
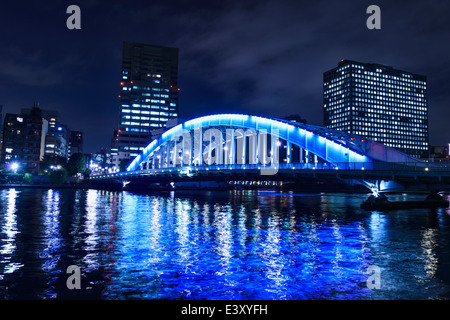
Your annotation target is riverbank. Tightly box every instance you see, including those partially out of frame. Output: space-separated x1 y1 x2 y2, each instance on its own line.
0 182 125 190
0 183 91 189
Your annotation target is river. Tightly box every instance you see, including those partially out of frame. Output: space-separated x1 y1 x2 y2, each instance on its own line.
1 187 449 300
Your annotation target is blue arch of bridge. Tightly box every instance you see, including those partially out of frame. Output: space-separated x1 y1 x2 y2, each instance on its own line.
127 114 373 172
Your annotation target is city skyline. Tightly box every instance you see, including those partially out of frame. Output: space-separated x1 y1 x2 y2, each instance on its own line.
2 1 450 305
0 1 449 153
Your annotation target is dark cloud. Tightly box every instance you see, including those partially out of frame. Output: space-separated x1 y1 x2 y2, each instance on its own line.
0 0 449 152
0 50 81 86
173 0 450 140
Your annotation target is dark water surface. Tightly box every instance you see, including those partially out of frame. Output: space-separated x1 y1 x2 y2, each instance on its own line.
1 188 450 300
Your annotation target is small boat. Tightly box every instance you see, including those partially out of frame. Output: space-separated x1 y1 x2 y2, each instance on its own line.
360 192 449 210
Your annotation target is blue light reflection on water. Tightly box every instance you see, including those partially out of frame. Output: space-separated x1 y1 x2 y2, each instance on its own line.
0 188 450 300
103 191 373 300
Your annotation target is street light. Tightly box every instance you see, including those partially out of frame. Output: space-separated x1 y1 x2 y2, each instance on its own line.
10 162 19 173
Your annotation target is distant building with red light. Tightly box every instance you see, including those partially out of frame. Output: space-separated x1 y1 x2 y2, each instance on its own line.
114 41 179 163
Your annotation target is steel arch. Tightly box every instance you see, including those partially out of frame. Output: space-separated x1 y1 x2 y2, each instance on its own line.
126 114 406 171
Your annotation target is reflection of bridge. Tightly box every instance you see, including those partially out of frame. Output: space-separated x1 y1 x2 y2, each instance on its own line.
91 114 450 192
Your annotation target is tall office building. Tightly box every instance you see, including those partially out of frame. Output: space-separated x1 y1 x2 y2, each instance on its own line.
323 59 428 158
116 41 179 160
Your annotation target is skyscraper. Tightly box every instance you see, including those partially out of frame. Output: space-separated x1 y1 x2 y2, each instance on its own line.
323 59 428 158
116 41 179 160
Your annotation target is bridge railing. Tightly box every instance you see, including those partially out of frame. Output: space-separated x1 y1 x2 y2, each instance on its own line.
306 161 450 171
90 160 450 179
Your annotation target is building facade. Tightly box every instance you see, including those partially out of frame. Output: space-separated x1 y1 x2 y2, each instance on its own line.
427 145 450 162
68 130 83 157
323 59 428 158
1 106 48 174
44 135 67 158
22 103 71 159
45 124 69 159
115 41 179 160
22 105 57 130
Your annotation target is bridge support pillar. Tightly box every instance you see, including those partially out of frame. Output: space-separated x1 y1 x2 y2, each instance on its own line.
165 144 171 168
190 130 195 166
156 148 161 169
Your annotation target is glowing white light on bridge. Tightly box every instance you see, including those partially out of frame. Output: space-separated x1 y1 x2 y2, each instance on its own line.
10 162 19 173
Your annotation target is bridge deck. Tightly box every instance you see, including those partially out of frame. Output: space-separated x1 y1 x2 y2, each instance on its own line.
91 162 450 185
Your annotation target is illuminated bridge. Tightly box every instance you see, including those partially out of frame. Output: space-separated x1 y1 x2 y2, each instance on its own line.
91 114 450 192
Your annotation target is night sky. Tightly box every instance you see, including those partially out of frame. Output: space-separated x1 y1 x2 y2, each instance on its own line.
0 0 449 153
